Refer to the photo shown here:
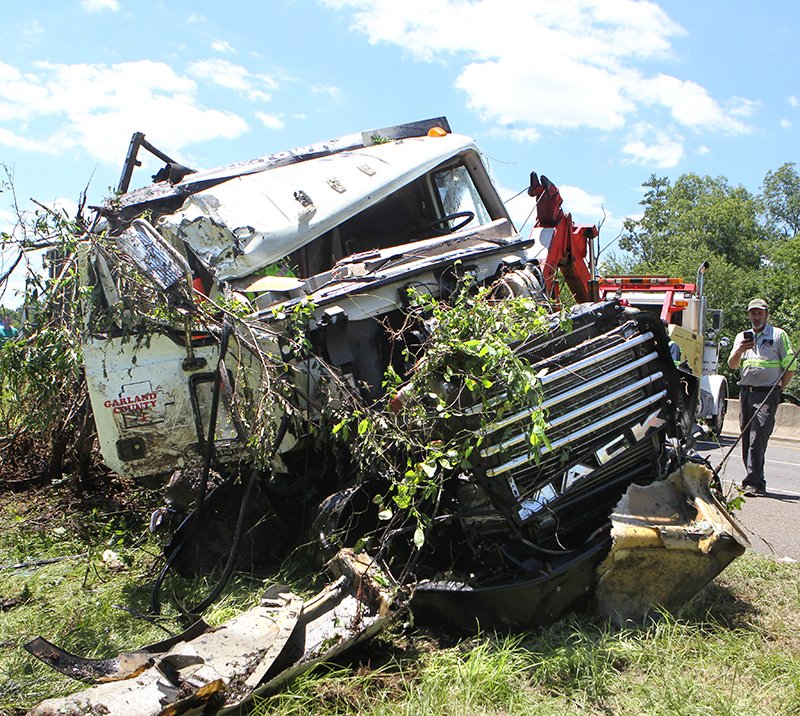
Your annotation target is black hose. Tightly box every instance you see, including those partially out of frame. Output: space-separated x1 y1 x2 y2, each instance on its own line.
180 412 290 615
181 467 261 615
151 320 233 614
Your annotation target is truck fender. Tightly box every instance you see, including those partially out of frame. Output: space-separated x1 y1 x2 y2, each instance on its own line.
701 374 728 413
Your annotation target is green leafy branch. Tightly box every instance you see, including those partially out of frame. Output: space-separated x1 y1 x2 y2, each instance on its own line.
329 278 564 549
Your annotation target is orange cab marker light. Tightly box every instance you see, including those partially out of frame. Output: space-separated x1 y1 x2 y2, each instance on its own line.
428 127 447 137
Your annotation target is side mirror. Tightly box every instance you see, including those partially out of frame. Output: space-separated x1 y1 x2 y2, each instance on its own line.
719 337 730 348
710 309 724 333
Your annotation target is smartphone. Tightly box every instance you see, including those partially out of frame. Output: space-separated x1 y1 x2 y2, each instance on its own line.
743 330 754 342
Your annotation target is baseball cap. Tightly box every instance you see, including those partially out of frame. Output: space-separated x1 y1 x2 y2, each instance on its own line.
747 298 769 311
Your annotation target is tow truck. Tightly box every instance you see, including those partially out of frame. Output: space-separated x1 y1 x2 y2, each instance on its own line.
528 173 728 437
598 269 728 436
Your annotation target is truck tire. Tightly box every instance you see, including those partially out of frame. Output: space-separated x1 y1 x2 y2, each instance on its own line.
708 383 728 438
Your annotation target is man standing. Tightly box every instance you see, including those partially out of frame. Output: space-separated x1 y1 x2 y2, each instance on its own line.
728 298 796 496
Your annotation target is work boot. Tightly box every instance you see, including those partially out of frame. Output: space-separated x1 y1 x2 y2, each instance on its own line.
742 484 766 497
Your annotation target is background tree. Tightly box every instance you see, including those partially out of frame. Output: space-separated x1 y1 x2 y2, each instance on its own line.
758 162 800 347
0 200 98 486
616 168 800 398
760 162 800 240
619 173 764 271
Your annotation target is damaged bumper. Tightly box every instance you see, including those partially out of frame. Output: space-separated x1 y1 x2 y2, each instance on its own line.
596 462 748 625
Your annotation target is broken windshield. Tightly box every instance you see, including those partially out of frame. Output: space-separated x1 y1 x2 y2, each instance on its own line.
433 163 491 230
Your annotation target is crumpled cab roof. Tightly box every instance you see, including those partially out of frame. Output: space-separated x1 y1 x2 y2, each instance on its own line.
152 132 485 281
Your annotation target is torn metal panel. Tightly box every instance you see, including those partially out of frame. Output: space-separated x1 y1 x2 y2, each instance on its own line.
112 118 452 220
29 552 400 716
24 620 211 684
24 637 155 683
30 668 180 716
228 550 400 712
156 590 303 698
595 462 749 625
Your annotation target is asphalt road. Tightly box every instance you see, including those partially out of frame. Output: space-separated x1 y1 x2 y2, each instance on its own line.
695 434 800 561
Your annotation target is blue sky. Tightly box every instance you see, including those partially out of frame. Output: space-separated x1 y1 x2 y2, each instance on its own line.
1 0 798 305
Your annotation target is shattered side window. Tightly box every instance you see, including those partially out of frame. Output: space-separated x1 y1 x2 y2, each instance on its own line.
433 165 491 230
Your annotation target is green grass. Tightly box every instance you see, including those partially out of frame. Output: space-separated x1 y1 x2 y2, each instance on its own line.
0 485 267 714
251 559 800 716
1 484 798 716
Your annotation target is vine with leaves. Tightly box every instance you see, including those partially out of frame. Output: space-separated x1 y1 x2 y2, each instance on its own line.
328 278 567 553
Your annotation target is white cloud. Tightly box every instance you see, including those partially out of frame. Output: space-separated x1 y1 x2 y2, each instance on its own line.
187 58 278 101
188 59 250 91
323 0 752 148
780 118 792 129
0 62 51 121
696 145 710 155
255 112 285 130
211 39 235 53
311 85 342 100
79 0 120 12
560 184 607 223
0 60 249 166
0 128 60 154
631 75 754 134
789 96 799 107
455 55 633 133
622 123 685 168
21 19 45 41
726 96 759 119
487 126 541 143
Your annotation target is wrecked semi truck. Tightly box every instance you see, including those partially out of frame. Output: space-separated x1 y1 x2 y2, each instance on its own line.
76 117 745 634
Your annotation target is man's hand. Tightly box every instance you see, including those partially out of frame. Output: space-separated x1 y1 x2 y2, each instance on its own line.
728 337 754 369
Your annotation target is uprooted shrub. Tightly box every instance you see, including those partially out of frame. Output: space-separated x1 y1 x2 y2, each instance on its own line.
0 195 98 485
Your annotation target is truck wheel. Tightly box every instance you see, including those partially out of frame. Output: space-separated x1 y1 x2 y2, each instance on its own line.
708 384 728 438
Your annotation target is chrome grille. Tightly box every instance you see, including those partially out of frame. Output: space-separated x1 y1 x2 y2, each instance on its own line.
471 318 673 526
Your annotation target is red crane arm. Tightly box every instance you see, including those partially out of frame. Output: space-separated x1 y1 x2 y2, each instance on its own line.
528 172 599 304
